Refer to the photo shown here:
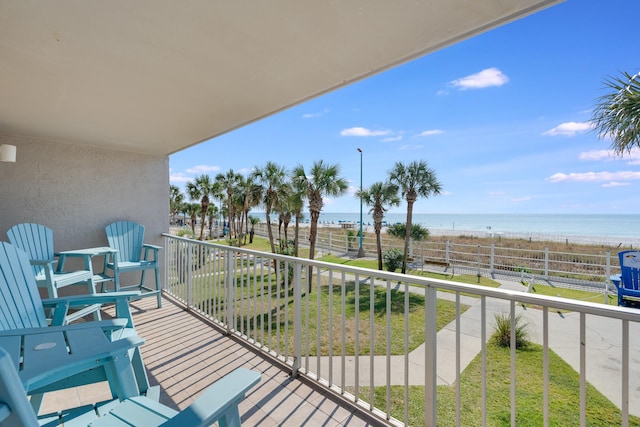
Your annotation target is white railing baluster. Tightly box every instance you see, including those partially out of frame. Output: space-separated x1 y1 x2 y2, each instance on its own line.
543 306 549 427
425 284 437 427
456 292 461 427
510 300 516 427
386 278 391 420
580 312 586 427
354 273 360 401
369 274 374 410
292 262 302 378
328 270 334 385
404 279 409 426
623 319 629 427
481 296 487 427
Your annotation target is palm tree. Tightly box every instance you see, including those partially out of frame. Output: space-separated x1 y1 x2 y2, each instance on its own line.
215 169 241 241
185 175 216 240
592 71 640 154
248 215 260 243
185 202 200 235
357 181 400 270
252 162 287 253
293 160 348 289
388 160 442 274
169 185 184 224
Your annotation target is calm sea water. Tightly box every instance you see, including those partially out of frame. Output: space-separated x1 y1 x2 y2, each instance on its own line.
254 212 640 243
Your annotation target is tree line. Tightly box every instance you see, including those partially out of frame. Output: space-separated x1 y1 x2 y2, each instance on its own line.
170 159 442 278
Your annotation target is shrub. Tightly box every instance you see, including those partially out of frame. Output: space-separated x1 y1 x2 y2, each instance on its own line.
492 313 529 349
383 248 403 272
386 223 429 241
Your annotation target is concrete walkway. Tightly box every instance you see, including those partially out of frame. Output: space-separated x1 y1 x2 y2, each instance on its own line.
310 275 640 416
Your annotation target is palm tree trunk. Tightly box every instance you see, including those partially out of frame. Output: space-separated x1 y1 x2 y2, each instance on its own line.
265 207 276 253
294 215 301 257
308 210 319 292
402 201 414 274
375 222 383 270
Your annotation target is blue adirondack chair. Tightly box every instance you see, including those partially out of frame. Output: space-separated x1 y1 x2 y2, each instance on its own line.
0 345 260 427
6 223 95 299
614 251 640 307
104 221 162 308
0 241 152 413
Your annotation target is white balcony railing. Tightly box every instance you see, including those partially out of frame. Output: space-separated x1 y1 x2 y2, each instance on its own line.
162 234 640 427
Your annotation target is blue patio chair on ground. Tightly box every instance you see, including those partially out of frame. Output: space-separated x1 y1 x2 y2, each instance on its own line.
614 251 640 307
104 221 162 308
0 241 153 413
6 223 95 299
0 345 261 427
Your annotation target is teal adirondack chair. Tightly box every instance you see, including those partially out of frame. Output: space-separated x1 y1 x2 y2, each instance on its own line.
6 223 95 299
0 242 152 413
104 221 162 308
0 345 260 427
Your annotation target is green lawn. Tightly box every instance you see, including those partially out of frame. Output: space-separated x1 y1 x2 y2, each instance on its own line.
358 340 640 426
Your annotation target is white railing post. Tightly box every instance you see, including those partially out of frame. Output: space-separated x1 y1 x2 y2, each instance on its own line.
446 240 450 264
292 262 302 378
490 243 495 273
425 284 437 427
544 246 549 278
225 248 234 334
605 250 611 303
187 241 193 308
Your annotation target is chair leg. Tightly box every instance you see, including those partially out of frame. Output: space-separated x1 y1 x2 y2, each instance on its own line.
154 266 162 308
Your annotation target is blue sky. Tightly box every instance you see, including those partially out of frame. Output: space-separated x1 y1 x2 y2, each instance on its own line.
170 0 640 215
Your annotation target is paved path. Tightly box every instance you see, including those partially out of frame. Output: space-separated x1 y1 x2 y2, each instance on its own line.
309 275 640 416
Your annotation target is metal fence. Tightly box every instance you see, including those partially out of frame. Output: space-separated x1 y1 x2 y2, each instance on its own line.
253 224 617 291
162 234 640 427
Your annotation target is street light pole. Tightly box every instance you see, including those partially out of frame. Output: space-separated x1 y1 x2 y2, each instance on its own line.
357 148 365 258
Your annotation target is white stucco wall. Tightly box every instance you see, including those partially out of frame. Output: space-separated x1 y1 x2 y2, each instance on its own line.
0 133 169 290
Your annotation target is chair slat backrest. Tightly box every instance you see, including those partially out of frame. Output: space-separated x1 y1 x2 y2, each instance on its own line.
0 347 39 426
619 251 640 291
6 223 55 278
0 242 47 331
105 221 145 263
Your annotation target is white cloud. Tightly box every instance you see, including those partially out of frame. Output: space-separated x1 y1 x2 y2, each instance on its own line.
398 144 424 151
186 165 220 174
170 173 191 183
542 121 593 136
579 148 640 165
302 108 329 119
579 149 616 161
602 181 631 188
382 135 403 142
511 196 532 202
340 127 391 137
546 171 640 183
451 67 509 90
419 129 444 137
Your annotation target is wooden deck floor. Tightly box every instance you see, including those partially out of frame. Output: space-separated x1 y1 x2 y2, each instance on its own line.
40 295 382 426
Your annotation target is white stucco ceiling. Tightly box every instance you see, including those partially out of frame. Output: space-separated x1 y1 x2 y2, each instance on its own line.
0 0 561 156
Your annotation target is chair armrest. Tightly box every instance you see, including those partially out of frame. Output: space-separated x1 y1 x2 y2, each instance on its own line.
29 259 56 266
0 319 130 337
143 244 162 251
42 292 141 327
42 291 141 307
161 368 261 427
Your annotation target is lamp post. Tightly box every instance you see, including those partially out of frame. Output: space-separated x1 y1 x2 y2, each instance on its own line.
357 148 364 258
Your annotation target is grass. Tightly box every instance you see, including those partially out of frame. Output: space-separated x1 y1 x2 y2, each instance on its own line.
172 264 467 356
357 340 640 426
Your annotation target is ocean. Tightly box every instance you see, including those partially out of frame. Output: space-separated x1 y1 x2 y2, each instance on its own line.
253 212 640 245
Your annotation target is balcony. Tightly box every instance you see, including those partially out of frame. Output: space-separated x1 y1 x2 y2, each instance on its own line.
41 234 640 426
